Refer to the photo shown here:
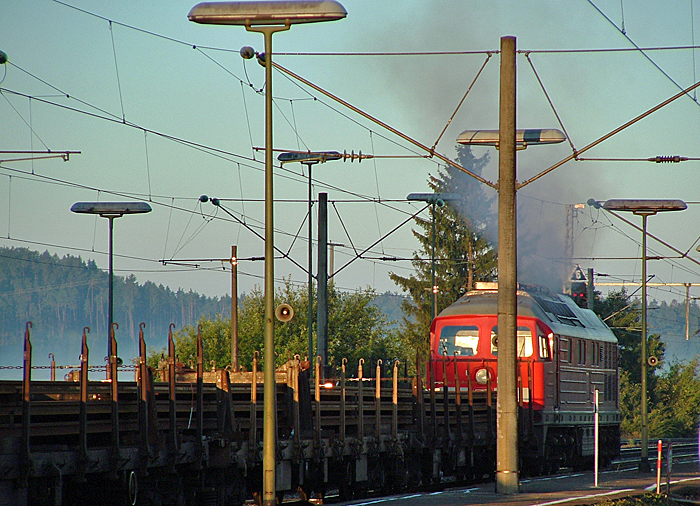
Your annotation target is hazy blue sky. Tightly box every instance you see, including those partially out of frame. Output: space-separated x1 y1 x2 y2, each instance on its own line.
2 0 700 313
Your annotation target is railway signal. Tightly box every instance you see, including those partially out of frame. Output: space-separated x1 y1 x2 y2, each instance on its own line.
570 265 588 308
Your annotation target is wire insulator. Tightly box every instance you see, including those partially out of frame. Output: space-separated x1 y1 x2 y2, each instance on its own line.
649 155 687 163
342 150 372 163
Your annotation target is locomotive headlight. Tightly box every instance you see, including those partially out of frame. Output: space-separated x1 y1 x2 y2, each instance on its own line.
475 367 490 385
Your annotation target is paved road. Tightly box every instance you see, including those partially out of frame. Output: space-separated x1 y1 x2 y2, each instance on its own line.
331 460 700 506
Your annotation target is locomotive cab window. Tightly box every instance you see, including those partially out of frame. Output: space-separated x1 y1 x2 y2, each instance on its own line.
490 326 533 357
538 332 552 360
439 325 479 356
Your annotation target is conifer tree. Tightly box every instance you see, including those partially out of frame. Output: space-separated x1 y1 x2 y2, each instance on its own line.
389 145 497 360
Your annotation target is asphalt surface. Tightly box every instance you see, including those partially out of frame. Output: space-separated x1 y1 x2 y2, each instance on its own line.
333 461 700 506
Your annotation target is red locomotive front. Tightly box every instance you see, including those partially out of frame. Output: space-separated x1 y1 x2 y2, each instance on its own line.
429 282 620 473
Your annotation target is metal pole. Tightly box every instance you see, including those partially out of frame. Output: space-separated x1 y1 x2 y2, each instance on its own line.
432 204 437 320
317 192 328 370
21 322 32 485
308 164 314 363
243 26 290 505
261 27 279 506
231 245 239 371
640 214 650 472
594 389 599 487
685 283 690 340
587 267 595 311
108 216 114 380
656 439 662 493
496 35 519 494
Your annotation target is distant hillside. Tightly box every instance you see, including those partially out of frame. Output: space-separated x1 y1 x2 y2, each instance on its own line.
0 247 230 376
371 291 406 327
647 298 700 366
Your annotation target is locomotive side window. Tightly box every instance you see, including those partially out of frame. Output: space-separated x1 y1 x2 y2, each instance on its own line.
518 327 533 357
439 325 479 356
538 333 552 360
490 326 533 357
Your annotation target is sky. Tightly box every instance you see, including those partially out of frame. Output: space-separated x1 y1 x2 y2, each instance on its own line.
2 0 700 329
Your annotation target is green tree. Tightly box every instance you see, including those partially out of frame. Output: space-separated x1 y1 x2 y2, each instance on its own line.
389 145 497 361
328 287 404 376
595 289 664 388
649 359 700 437
595 289 683 439
161 280 403 377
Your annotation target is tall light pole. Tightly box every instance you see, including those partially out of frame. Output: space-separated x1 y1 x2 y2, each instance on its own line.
278 150 342 363
597 198 686 472
457 36 565 494
406 192 460 320
188 4 346 504
71 201 151 454
70 202 152 379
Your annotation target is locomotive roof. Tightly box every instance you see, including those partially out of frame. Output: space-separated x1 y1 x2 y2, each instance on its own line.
437 288 617 343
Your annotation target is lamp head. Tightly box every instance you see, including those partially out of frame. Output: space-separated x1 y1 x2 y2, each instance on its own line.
70 201 152 218
407 192 461 205
456 128 566 149
602 199 687 216
188 1 347 26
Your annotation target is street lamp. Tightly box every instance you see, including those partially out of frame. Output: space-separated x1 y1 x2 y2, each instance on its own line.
457 36 567 495
278 150 342 363
593 198 686 472
70 202 152 379
71 201 151 452
407 192 461 319
456 128 566 150
188 4 346 504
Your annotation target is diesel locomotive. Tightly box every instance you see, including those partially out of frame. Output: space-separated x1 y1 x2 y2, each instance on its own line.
430 282 621 474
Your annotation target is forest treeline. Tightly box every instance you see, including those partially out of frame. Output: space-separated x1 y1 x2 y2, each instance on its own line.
0 246 403 371
0 247 231 367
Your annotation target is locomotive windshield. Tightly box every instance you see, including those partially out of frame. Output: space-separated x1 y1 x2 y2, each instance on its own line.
439 325 479 355
438 324 534 357
490 326 533 357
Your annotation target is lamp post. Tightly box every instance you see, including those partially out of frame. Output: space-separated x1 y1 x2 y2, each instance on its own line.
70 202 152 379
188 4 346 504
278 151 342 363
71 201 151 453
456 36 566 495
406 192 460 320
597 198 686 472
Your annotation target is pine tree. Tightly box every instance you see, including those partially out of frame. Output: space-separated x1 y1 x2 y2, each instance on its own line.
389 145 497 360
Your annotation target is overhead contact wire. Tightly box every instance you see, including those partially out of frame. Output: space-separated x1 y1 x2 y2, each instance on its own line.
270 61 496 189
587 0 700 105
525 53 578 155
519 78 700 188
109 21 126 122
431 53 492 152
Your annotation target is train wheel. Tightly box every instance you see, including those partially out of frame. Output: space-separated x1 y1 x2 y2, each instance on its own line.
337 459 355 501
383 457 405 494
372 459 387 493
420 451 433 486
